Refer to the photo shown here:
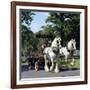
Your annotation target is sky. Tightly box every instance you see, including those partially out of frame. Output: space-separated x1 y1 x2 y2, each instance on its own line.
30 12 49 33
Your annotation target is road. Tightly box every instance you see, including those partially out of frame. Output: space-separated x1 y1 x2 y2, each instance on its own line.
21 69 80 79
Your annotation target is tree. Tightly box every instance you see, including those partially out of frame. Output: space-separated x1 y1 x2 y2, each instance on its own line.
20 9 35 27
20 9 35 57
44 12 80 49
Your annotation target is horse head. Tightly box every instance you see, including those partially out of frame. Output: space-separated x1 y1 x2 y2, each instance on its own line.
71 39 76 50
51 36 61 53
67 39 76 51
51 37 61 47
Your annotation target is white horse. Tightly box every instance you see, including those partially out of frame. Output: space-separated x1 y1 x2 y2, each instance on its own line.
59 39 76 65
43 36 61 73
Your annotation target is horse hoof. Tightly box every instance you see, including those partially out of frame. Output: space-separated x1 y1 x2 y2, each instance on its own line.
50 67 53 71
35 69 38 72
70 62 74 66
45 67 49 72
54 69 59 73
45 69 49 72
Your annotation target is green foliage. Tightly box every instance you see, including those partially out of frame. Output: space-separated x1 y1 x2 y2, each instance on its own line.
20 9 35 26
41 25 55 39
57 58 80 69
20 26 34 55
20 9 36 58
45 12 80 48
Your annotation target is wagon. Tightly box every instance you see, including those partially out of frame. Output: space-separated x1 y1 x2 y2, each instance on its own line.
23 53 45 71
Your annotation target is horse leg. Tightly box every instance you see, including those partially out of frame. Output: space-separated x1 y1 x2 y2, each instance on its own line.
54 62 59 73
50 60 54 71
70 58 74 66
65 54 68 63
65 56 67 62
70 52 74 66
44 55 49 72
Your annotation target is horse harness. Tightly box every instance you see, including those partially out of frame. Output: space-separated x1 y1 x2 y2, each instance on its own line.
52 47 59 55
